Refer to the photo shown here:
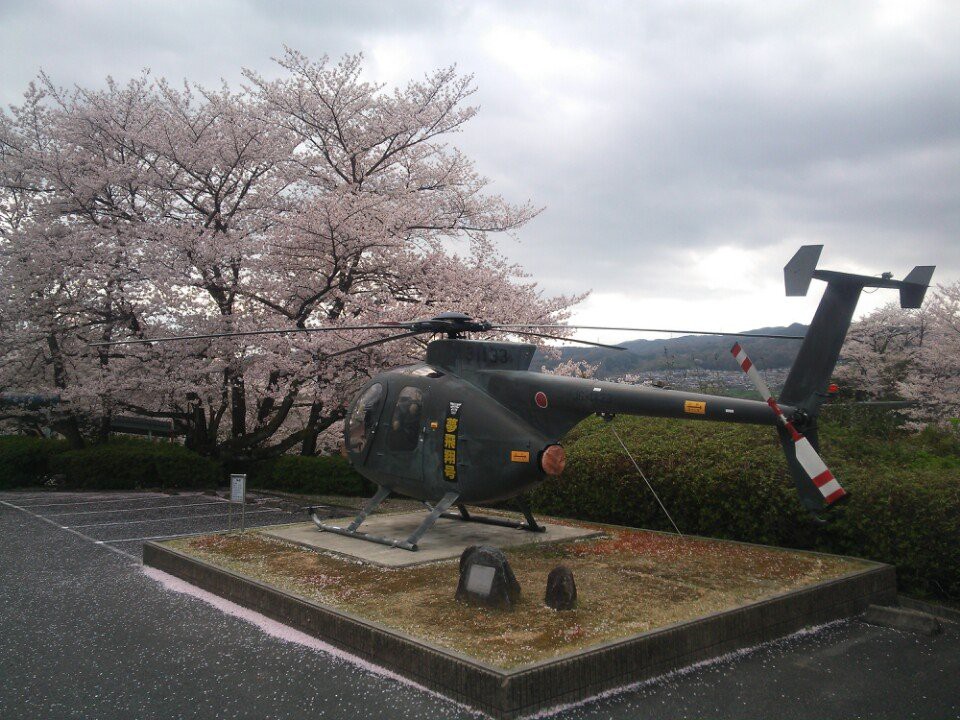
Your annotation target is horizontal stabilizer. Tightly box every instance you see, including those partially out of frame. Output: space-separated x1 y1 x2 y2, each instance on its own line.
784 245 823 297
900 265 936 309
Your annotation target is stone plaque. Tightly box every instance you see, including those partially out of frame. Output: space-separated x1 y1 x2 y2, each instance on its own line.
466 564 496 596
455 545 521 610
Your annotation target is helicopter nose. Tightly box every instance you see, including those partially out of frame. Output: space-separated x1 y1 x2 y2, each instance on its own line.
540 444 567 476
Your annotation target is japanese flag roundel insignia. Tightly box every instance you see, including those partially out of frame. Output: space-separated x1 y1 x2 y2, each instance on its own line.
534 391 548 409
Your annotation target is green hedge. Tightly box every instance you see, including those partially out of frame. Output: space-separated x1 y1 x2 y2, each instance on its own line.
0 436 70 489
0 434 366 496
248 454 368 496
50 439 221 490
530 415 960 600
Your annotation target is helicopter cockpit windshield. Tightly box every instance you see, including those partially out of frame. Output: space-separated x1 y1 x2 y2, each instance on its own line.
347 383 384 454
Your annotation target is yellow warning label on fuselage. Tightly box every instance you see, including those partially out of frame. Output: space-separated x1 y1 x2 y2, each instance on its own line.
510 450 530 463
684 400 707 415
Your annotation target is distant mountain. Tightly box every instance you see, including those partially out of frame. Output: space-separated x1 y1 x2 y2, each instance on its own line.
534 323 808 380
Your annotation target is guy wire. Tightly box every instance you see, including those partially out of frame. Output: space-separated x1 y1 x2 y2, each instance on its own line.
609 424 683 536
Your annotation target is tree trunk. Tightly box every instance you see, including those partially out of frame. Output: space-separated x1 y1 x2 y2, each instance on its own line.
230 371 246 437
53 415 85 449
299 402 323 456
183 404 214 455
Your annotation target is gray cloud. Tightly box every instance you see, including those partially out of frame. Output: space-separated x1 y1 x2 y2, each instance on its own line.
2 0 957 333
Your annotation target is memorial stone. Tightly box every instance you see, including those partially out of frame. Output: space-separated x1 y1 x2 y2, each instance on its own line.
456 545 521 610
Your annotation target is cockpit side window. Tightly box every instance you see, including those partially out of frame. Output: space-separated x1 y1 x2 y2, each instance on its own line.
346 383 384 455
387 386 423 452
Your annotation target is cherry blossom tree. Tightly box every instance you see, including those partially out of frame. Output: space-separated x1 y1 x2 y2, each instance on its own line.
0 52 581 458
835 287 960 430
834 302 928 401
898 283 960 429
543 358 598 378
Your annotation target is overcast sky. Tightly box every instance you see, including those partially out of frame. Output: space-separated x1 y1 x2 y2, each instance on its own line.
2 0 958 342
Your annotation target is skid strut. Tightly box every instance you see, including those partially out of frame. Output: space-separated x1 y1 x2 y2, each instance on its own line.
308 488 459 552
439 496 546 533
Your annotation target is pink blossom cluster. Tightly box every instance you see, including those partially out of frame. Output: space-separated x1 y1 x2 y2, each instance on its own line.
835 284 960 429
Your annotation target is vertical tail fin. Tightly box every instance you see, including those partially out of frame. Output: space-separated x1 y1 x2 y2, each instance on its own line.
900 266 936 309
778 280 862 411
778 247 935 416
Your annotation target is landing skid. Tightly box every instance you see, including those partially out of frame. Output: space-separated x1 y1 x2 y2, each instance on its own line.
308 487 459 552
439 497 546 533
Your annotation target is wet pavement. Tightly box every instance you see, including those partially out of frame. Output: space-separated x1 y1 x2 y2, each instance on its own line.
1 490 958 719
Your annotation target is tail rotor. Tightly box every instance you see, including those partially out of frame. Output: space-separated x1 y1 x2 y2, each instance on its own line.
731 342 848 512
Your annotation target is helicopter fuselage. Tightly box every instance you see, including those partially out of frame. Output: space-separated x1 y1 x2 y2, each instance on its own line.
344 339 791 505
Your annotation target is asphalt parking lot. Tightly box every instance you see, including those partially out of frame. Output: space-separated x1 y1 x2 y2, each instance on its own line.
2 490 959 720
0 490 302 561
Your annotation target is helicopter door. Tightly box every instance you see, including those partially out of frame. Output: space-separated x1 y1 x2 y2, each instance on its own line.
346 382 386 463
385 385 426 479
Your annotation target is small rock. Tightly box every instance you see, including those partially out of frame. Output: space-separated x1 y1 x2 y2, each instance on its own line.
545 565 577 610
456 545 520 610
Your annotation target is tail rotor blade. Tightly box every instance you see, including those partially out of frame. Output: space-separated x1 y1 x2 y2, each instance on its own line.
731 342 775 401
792 434 846 505
730 342 847 510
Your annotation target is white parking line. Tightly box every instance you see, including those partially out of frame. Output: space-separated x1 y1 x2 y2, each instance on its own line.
107 517 291 544
72 509 283 528
0 492 131 502
104 531 222 543
0 499 138 563
94 532 206 549
47 501 228 517
18 494 175 508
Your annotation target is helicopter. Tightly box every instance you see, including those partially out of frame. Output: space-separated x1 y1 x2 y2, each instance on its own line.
94 246 935 551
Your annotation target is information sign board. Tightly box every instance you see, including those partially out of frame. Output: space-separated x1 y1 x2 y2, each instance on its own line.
230 474 246 502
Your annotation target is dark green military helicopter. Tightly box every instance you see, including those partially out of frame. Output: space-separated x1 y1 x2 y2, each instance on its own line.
95 246 934 550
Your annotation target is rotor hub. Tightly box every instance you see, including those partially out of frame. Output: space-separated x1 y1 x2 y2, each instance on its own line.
409 313 493 337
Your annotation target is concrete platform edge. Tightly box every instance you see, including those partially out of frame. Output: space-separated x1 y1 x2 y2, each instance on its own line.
142 542 896 719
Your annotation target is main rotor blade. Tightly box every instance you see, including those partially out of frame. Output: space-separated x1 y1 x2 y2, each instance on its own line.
323 329 427 359
87 323 410 347
493 324 805 340
502 329 627 351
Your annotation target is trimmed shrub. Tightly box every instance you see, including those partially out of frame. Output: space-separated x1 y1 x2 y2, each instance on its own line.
50 439 221 490
530 415 960 600
249 454 368 496
0 436 69 488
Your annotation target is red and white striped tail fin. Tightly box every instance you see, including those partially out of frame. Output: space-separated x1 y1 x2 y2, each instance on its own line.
730 342 847 509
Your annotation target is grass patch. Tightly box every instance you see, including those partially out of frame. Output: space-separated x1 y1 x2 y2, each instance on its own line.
167 523 867 669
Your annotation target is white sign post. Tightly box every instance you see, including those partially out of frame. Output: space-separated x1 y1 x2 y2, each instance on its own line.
230 473 247 533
